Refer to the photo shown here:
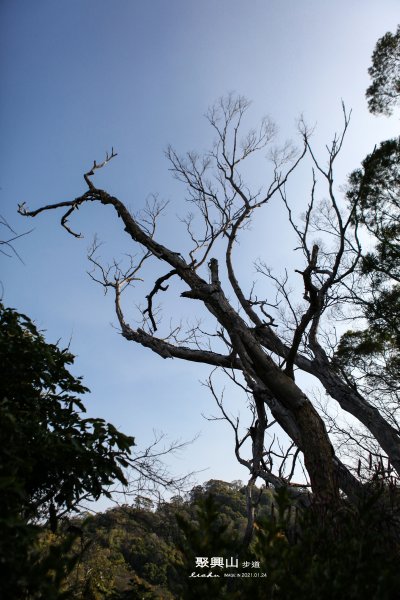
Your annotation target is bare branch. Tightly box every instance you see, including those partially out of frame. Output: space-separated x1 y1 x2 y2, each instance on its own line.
19 96 395 510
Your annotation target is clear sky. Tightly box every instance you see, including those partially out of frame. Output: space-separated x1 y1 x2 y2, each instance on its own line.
1 1 399 496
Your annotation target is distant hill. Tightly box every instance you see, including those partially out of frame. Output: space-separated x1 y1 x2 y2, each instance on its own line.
60 479 273 599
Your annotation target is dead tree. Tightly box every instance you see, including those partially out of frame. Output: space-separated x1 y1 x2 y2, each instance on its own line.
19 96 400 511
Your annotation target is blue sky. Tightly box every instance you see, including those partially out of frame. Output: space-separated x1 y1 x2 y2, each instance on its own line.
1 1 399 495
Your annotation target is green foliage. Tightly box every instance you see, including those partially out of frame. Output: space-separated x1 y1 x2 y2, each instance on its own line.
338 97 400 390
61 504 182 599
367 24 400 115
0 303 135 598
53 480 257 599
56 481 400 600
251 486 400 600
347 138 400 282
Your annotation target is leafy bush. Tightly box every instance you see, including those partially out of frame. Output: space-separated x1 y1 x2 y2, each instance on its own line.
0 303 135 598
